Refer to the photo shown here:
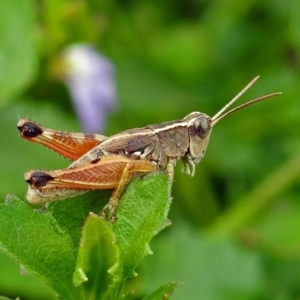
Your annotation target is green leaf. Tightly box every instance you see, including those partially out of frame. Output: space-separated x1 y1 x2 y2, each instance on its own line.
0 0 37 105
73 213 122 300
0 171 171 299
121 293 134 300
48 190 110 248
142 282 182 300
0 195 80 300
0 296 14 300
113 172 171 278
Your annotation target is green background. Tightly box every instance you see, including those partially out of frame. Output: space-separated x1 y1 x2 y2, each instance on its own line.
0 0 299 299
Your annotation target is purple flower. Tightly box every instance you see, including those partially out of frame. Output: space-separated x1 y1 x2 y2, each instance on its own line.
62 44 117 133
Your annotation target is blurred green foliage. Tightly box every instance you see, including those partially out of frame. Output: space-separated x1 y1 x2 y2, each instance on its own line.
0 0 300 299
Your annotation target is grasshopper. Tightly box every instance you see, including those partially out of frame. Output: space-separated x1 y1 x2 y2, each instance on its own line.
18 76 281 214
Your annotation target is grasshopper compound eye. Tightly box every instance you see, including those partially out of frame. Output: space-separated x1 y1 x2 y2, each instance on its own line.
183 112 211 140
192 115 211 139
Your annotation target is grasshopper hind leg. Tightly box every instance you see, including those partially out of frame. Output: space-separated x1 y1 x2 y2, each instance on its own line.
100 162 133 221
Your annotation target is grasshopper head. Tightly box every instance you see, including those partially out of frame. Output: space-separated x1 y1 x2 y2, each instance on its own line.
181 76 282 176
182 112 212 175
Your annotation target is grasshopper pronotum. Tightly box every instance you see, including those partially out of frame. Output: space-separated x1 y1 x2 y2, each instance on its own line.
18 76 281 215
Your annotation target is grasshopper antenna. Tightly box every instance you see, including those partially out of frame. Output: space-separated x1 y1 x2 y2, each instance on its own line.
211 76 282 126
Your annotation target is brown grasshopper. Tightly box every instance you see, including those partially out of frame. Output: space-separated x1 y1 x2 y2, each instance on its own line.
18 76 281 214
